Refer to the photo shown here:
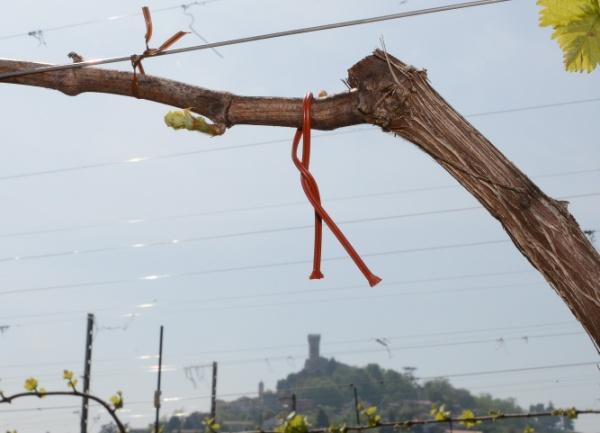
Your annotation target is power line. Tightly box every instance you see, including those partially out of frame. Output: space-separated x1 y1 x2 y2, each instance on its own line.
0 238 526 297
0 0 226 42
177 320 579 356
465 96 600 118
176 332 586 368
0 330 585 376
0 0 510 81
0 280 547 328
157 281 542 316
418 361 600 381
0 206 485 263
0 275 546 323
0 190 596 267
0 128 372 182
0 83 597 183
0 321 577 371
0 158 596 240
0 95 597 184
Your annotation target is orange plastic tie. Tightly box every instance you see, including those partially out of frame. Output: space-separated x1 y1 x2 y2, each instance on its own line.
131 6 189 98
292 93 382 287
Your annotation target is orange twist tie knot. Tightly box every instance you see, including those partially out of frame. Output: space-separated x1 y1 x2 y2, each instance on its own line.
131 6 188 98
291 93 381 287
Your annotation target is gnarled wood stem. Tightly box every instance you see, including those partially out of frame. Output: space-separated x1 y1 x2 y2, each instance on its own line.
348 50 600 351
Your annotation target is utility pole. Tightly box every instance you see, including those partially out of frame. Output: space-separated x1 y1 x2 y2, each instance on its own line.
154 326 164 433
80 313 94 433
210 361 218 419
350 384 360 424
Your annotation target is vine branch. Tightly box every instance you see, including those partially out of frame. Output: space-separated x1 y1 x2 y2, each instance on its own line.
1 50 600 351
255 409 600 433
0 58 361 131
0 388 126 433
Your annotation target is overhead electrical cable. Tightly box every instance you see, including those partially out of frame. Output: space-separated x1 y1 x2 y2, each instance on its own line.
0 279 551 322
0 331 585 374
0 0 227 42
0 281 550 328
0 98 597 183
0 239 529 297
0 190 597 266
0 168 596 241
0 0 511 80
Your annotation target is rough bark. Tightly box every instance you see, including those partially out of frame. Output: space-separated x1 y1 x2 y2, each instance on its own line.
1 53 599 349
0 59 361 130
347 50 600 351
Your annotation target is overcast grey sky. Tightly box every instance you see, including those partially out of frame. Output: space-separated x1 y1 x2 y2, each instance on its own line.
0 1 599 432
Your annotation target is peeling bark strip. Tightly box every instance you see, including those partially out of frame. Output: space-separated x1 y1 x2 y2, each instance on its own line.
1 51 599 349
348 50 600 351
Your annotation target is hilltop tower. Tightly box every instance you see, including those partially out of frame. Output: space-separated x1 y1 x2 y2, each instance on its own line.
308 334 320 361
258 380 265 399
305 334 322 371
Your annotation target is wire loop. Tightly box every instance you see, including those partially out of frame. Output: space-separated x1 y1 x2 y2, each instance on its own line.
131 6 188 98
292 93 381 287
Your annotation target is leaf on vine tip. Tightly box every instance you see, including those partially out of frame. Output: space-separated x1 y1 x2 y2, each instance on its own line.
24 378 38 392
164 109 226 136
110 390 124 409
537 0 600 72
458 409 481 429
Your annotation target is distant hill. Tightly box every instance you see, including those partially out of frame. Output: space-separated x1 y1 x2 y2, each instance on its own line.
125 336 575 433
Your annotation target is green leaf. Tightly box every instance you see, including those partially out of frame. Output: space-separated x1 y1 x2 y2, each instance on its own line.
164 109 226 136
458 409 481 429
430 404 451 422
110 390 124 410
488 410 503 421
553 13 600 72
275 414 310 433
24 378 38 392
366 406 377 416
537 0 600 72
538 0 598 26
328 423 347 433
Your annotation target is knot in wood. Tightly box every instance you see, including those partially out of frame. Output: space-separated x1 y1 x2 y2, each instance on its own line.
347 50 422 130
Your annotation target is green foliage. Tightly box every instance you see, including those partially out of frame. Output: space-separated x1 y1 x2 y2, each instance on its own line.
327 423 347 433
488 409 504 421
360 405 381 427
203 417 221 433
551 407 579 419
63 369 78 390
164 109 225 136
23 377 38 392
110 391 124 410
430 404 451 422
22 377 46 398
156 360 580 433
538 0 600 72
523 427 535 433
458 409 482 429
275 412 310 433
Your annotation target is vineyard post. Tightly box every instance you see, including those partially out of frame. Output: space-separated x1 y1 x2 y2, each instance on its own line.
80 312 95 433
154 325 165 433
211 361 218 419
